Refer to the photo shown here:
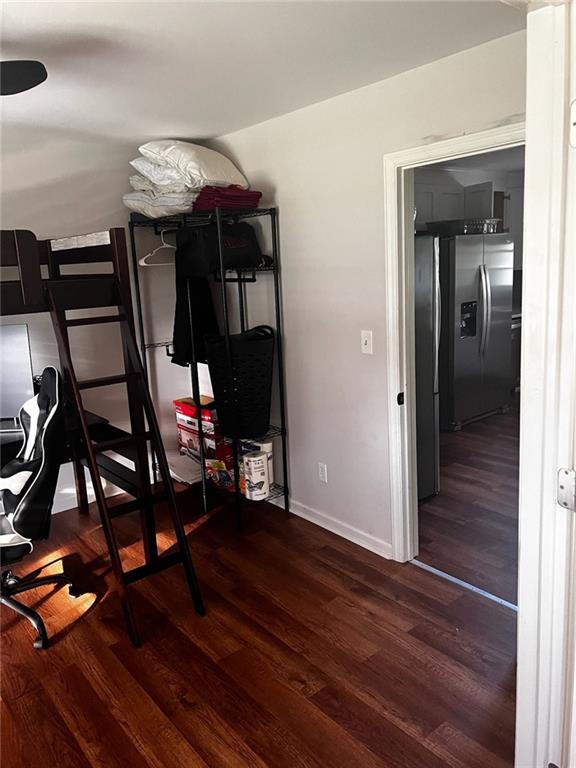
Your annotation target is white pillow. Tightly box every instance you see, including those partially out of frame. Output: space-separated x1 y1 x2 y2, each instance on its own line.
129 173 189 195
123 190 198 219
130 156 189 188
138 140 248 191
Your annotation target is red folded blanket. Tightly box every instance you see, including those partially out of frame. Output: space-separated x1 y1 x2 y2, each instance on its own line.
193 185 262 211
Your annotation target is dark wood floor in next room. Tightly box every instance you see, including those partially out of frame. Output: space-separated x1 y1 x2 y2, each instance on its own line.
1 494 516 768
418 409 520 604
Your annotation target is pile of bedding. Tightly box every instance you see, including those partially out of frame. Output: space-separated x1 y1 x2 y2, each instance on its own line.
123 140 259 219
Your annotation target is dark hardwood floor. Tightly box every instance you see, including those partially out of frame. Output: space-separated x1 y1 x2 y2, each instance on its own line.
1 494 516 767
418 409 520 604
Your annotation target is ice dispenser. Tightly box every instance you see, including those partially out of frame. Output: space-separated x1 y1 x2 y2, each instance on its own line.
460 301 477 338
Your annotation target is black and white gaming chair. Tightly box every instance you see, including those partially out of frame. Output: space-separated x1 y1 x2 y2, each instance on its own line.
0 366 77 649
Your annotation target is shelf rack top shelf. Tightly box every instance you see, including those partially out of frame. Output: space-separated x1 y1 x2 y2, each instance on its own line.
129 207 276 230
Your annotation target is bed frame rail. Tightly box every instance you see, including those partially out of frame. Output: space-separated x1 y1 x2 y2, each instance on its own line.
0 230 44 314
0 229 126 316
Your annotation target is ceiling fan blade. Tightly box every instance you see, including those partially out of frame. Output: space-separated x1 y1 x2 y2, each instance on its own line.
1 60 47 95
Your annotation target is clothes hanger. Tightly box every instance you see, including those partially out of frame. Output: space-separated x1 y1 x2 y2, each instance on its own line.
138 229 177 267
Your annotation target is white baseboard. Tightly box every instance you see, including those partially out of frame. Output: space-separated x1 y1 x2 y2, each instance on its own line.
271 496 393 560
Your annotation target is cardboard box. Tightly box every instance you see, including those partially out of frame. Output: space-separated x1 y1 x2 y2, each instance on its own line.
176 424 230 460
173 397 220 437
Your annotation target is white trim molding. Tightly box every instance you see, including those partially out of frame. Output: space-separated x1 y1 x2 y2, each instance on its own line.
272 497 393 559
516 4 575 768
382 121 525 564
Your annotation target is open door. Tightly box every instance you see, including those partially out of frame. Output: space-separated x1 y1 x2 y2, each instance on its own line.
515 4 576 767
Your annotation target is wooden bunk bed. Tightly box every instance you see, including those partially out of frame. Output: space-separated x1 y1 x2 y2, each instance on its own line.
0 228 204 645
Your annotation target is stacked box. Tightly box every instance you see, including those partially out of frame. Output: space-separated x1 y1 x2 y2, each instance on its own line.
174 398 235 491
173 397 220 436
173 398 275 497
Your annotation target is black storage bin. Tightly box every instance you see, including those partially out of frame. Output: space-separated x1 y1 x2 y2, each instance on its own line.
176 222 268 277
205 325 275 439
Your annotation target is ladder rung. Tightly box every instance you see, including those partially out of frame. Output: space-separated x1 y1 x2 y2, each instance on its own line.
89 454 140 496
66 314 126 328
78 373 136 390
93 432 152 453
49 273 113 280
108 491 168 519
124 551 183 585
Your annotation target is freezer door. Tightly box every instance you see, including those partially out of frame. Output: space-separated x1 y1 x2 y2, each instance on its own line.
451 235 483 425
481 235 513 413
414 236 439 498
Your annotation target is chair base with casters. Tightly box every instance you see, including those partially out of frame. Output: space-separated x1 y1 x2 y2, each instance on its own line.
0 566 79 649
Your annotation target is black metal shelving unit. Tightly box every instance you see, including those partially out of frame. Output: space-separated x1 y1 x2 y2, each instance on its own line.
128 207 289 529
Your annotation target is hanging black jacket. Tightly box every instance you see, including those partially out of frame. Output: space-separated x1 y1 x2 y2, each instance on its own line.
171 234 219 366
171 222 268 366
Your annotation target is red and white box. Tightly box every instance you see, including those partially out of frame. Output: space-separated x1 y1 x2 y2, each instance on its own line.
173 397 220 437
174 398 235 491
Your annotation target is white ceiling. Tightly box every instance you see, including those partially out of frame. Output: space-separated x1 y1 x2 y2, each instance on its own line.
1 1 526 141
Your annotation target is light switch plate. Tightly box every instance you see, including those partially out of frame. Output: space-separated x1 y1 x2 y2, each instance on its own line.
361 330 373 355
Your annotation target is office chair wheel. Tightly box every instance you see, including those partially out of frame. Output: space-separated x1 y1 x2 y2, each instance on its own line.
2 570 20 588
33 635 48 650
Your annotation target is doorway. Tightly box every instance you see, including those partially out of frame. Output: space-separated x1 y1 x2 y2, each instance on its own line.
412 146 524 607
381 126 526 766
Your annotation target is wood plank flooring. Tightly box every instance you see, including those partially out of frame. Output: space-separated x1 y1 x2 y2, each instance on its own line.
418 409 520 604
1 494 516 767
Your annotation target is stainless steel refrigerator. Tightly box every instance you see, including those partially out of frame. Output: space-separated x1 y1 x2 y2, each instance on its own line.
414 235 440 499
414 233 514 500
438 234 513 431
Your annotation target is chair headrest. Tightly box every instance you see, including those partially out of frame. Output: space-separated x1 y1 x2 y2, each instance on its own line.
37 366 61 412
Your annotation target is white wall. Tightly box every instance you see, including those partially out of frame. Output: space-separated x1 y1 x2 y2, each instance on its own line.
208 31 526 553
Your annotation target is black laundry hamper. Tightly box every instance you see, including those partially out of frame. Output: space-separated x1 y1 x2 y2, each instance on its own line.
205 325 275 439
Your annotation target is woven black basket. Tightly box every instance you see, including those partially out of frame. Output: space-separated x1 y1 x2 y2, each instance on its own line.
204 325 275 439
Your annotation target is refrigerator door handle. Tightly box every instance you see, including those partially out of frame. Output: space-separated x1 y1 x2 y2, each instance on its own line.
484 266 492 353
433 239 441 392
480 264 489 356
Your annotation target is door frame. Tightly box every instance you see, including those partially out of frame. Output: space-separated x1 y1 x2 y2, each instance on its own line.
382 121 525 564
382 4 575 766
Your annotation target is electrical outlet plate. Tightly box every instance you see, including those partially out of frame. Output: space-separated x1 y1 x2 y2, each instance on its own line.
318 462 328 483
361 330 373 355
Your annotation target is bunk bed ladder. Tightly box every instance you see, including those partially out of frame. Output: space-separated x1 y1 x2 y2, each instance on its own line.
45 233 204 646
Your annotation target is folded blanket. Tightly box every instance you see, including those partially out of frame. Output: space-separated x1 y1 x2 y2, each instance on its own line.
192 185 262 211
123 190 198 219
